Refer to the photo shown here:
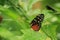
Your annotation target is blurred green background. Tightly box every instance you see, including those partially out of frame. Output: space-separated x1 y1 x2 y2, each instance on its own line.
0 0 60 40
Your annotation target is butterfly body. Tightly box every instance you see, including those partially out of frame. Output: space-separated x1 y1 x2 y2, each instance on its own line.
31 14 44 31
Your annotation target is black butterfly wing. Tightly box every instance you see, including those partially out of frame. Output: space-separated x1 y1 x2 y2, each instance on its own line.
31 14 44 31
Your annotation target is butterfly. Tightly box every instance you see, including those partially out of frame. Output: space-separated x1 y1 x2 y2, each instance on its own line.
31 14 44 31
0 16 3 23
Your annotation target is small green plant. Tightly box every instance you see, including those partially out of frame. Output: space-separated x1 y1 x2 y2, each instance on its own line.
0 0 60 40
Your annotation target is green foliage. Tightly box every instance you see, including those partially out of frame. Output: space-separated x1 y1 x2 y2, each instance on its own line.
0 0 60 40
